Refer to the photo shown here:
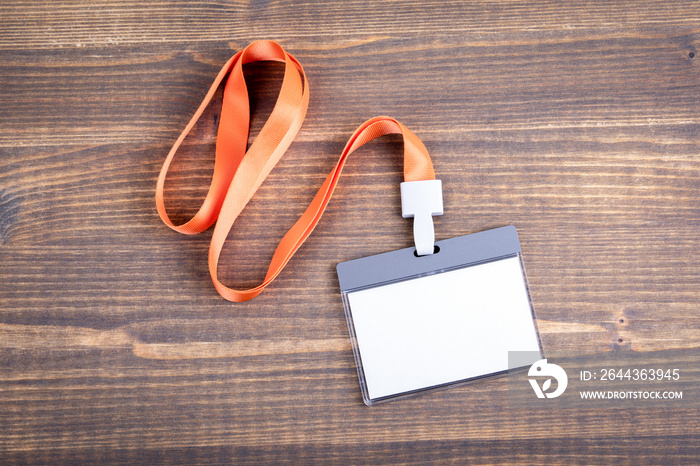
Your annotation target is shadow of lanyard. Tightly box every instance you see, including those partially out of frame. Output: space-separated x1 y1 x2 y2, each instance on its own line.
156 40 439 302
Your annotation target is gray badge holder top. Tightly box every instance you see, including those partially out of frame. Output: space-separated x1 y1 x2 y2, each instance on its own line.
337 225 543 405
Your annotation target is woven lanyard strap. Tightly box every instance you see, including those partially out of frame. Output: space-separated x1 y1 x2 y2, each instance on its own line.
156 40 435 302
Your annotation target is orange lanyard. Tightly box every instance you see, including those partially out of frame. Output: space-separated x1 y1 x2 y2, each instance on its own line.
156 40 436 302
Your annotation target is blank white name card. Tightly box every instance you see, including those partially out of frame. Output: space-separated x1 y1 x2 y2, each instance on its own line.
337 226 542 405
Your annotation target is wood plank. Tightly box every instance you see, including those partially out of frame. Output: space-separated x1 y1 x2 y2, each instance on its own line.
1 0 697 49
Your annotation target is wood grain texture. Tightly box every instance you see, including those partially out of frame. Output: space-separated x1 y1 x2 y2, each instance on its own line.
1 0 698 464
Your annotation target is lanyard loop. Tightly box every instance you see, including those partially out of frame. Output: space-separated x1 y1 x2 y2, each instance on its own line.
156 40 436 302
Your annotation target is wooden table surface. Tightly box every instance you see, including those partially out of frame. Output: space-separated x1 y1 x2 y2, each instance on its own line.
1 1 698 464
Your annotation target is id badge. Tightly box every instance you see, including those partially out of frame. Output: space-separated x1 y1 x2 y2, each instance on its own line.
337 225 543 405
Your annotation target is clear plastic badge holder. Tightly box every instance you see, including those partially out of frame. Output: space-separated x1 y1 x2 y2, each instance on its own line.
337 225 543 405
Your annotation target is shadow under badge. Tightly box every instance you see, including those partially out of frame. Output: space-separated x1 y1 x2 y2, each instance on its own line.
337 225 543 405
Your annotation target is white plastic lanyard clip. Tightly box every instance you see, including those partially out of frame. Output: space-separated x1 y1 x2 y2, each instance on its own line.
400 179 444 256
